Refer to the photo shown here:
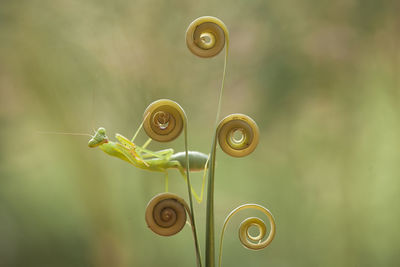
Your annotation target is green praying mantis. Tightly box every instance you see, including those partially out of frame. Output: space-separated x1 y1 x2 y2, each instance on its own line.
87 122 209 203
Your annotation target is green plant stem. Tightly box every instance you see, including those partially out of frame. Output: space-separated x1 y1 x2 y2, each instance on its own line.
205 136 217 267
183 119 202 267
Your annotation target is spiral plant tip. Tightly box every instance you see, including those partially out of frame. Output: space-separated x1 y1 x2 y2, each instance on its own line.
143 99 185 142
239 215 275 250
218 204 276 266
186 16 229 58
217 114 260 157
145 193 189 236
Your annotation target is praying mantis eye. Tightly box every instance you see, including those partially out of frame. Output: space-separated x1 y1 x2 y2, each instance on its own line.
145 193 188 236
186 16 229 58
143 99 185 142
97 127 106 135
217 114 259 157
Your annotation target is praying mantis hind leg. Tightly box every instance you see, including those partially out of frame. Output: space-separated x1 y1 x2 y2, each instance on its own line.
173 160 208 204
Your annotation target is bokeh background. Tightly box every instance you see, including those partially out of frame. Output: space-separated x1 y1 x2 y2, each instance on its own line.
1 0 399 266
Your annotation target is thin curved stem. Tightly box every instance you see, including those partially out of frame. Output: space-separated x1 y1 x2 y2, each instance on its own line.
205 41 229 267
214 40 229 126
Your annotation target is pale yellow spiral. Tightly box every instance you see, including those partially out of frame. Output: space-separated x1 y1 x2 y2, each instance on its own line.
186 16 229 58
217 114 260 157
218 204 276 266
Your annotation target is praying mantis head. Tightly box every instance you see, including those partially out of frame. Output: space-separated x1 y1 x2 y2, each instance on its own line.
88 127 109 148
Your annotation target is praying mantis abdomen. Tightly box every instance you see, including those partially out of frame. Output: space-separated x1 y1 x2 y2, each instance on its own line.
170 151 209 171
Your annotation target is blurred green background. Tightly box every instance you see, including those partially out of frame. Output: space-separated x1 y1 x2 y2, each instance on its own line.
1 0 399 266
